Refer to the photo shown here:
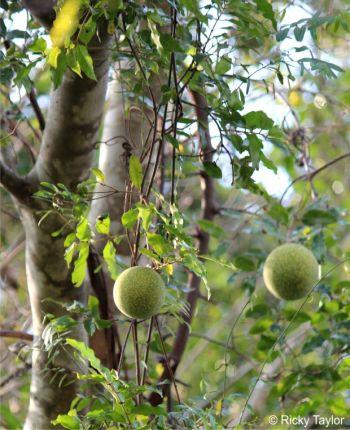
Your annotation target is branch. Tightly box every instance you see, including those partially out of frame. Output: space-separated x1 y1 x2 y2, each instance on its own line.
0 330 33 341
0 234 25 272
0 364 31 389
190 332 256 364
28 88 45 131
0 159 36 205
21 0 57 29
198 325 308 412
280 151 350 203
149 91 216 406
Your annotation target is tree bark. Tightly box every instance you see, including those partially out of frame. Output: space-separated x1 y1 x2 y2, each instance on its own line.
1 8 111 426
21 0 57 28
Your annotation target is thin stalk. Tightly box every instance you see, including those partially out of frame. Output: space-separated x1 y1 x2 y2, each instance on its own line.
132 320 141 405
140 316 154 386
155 316 181 404
117 322 132 375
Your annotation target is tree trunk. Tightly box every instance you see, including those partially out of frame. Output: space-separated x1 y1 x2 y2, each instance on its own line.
22 207 88 429
4 23 112 429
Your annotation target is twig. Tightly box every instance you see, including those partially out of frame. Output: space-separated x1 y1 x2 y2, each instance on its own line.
280 151 350 203
155 316 181 404
0 234 25 271
221 297 252 417
117 322 132 375
0 363 31 388
140 316 154 386
191 331 256 366
0 159 35 205
0 330 33 342
28 88 45 131
131 320 141 405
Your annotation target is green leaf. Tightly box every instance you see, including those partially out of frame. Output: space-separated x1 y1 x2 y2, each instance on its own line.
79 18 97 45
302 335 325 353
52 413 80 430
294 25 307 42
96 215 110 235
129 154 143 190
137 204 153 231
165 135 179 148
302 209 338 226
255 0 277 30
249 317 273 334
181 252 205 277
148 18 162 52
258 334 277 350
67 50 82 77
72 242 89 287
259 151 277 173
147 233 172 255
29 37 47 53
298 58 344 79
88 295 100 319
246 304 270 318
121 207 138 229
203 161 222 178
215 56 231 75
65 242 76 267
180 0 208 23
276 373 298 396
40 182 57 192
159 33 184 53
233 255 255 271
66 338 102 370
91 167 105 182
75 44 96 80
47 46 61 68
244 111 274 130
247 134 262 169
76 217 91 241
268 203 289 224
64 233 76 248
50 51 67 88
102 241 119 280
276 27 289 42
132 404 167 416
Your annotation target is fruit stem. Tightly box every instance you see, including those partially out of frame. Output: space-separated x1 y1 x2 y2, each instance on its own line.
117 322 132 375
132 319 141 405
140 316 154 387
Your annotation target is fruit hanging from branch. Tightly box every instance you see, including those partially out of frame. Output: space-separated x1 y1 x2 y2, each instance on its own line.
263 243 320 300
113 267 165 319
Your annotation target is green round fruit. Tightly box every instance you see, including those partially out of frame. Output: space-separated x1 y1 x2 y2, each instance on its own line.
113 266 165 319
263 243 319 300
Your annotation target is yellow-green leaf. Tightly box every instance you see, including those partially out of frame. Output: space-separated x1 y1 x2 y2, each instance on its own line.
129 155 143 190
47 46 61 68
